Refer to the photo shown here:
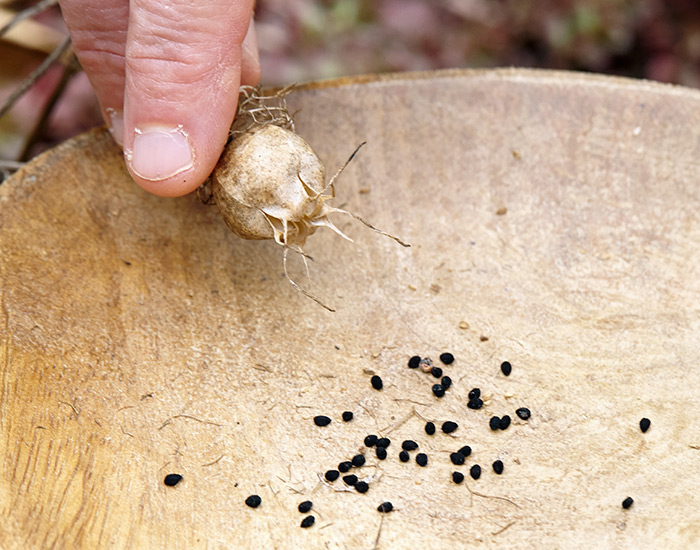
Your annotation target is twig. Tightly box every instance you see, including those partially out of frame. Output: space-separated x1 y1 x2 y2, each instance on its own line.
158 414 223 430
373 514 385 550
0 0 58 37
201 454 225 467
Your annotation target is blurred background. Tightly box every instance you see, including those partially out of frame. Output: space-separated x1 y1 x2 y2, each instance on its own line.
1 0 700 175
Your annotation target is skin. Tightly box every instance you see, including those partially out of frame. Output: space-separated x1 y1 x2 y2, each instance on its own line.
59 0 259 197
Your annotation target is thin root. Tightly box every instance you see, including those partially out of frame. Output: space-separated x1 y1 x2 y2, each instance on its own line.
283 247 335 312
328 207 410 247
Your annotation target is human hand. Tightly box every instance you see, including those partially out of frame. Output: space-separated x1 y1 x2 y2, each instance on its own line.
58 0 259 197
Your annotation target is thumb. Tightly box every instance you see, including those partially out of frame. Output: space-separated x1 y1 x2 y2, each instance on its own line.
123 0 256 197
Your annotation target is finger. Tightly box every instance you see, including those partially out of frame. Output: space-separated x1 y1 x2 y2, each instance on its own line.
240 17 260 86
58 0 129 144
123 0 255 197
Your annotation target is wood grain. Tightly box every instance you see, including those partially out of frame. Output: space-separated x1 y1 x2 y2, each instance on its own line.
2 68 700 549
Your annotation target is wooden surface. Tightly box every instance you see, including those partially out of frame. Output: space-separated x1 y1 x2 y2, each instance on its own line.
2 68 700 549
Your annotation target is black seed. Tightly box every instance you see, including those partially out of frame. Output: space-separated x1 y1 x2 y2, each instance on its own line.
245 495 262 508
431 367 443 379
402 440 419 451
364 434 378 447
416 453 428 466
371 375 383 390
314 415 331 427
343 474 358 486
640 418 651 433
324 469 340 482
469 388 481 400
439 352 455 365
450 452 466 465
470 464 482 480
499 415 511 430
408 355 421 369
501 361 512 376
622 497 634 509
452 471 465 484
432 384 445 398
355 481 369 493
377 502 394 513
442 421 459 434
376 447 388 460
441 376 452 390
163 473 183 487
489 416 501 431
516 407 531 420
300 515 316 528
377 437 391 448
342 411 354 422
338 461 352 473
351 454 366 467
493 460 504 474
298 500 313 513
425 421 436 435
467 398 483 410
458 445 472 457
399 450 410 462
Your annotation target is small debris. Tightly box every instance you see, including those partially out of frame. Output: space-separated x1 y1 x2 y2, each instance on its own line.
419 357 434 372
425 421 436 435
452 471 465 484
342 411 354 422
516 407 531 420
640 418 651 433
439 353 455 365
496 207 507 216
377 502 394 513
480 335 489 342
314 415 331 427
442 421 459 434
245 495 262 508
163 473 183 487
470 465 482 480
371 375 383 390
622 497 634 509
301 515 316 528
501 361 512 376
493 460 504 475
298 500 313 513
458 321 469 330
416 453 428 467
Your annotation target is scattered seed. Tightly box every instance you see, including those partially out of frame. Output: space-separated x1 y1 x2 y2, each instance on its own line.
376 447 388 460
452 471 465 484
314 415 331 427
441 376 452 390
352 454 366 467
355 481 369 493
163 473 183 487
425 421 436 435
431 367 443 379
377 502 394 513
402 440 419 451
493 460 504 475
439 352 455 365
324 469 340 482
450 452 466 465
371 375 383 390
489 416 501 431
377 437 391 448
458 445 472 457
338 461 352 473
300 515 316 528
622 497 634 509
516 407 531 420
500 415 511 430
399 450 410 462
469 388 481 400
343 474 358 486
408 355 421 369
342 411 354 422
442 421 459 434
416 453 428 466
432 384 445 398
640 418 651 433
501 361 512 376
364 434 378 447
298 500 313 513
470 465 481 480
245 495 262 508
467 398 483 410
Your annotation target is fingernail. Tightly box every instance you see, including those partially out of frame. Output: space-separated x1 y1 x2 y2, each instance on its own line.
126 125 194 181
105 108 124 146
